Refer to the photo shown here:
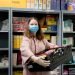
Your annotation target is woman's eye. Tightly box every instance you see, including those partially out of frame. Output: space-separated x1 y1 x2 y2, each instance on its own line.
35 24 38 25
30 24 34 25
30 24 37 25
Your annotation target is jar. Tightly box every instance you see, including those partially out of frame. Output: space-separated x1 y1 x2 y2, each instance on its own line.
67 2 75 11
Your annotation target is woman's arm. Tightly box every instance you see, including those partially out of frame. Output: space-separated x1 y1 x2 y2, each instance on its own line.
20 36 50 67
44 39 59 49
43 39 59 55
20 36 34 64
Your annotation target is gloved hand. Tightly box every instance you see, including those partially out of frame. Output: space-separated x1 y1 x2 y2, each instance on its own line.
31 55 50 67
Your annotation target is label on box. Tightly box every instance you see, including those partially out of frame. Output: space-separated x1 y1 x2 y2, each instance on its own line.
11 0 27 8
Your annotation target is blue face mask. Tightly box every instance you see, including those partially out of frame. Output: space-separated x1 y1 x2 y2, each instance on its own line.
29 25 39 33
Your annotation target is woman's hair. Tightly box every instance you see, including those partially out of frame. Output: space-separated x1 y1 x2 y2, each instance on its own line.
24 17 44 40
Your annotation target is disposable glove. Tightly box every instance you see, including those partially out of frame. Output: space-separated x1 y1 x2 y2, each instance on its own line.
31 55 50 67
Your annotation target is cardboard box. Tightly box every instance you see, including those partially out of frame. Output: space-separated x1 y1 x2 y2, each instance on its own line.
27 0 31 8
11 0 27 8
39 0 43 9
0 0 11 7
34 0 39 9
47 0 51 10
31 0 35 9
43 0 47 9
0 0 27 8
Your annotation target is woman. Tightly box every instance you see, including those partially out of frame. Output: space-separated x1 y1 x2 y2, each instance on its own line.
20 17 58 75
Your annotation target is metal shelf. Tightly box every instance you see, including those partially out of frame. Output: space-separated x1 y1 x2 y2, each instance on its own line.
0 48 9 51
0 7 10 11
62 10 75 15
0 66 8 69
13 65 22 68
13 48 20 51
13 31 24 33
0 31 8 33
63 64 75 65
63 31 75 34
43 31 57 34
11 8 60 14
13 31 57 34
72 47 75 49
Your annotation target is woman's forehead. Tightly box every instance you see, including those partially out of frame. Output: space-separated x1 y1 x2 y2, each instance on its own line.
29 19 38 24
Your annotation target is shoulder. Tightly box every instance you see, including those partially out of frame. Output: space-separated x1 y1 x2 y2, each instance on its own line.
20 36 30 47
43 38 54 45
41 38 48 45
22 36 30 41
43 38 48 43
21 36 30 44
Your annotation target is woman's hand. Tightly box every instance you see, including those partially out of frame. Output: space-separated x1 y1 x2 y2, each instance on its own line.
31 55 50 67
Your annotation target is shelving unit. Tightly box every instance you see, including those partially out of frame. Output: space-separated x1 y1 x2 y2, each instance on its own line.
10 8 62 75
0 4 75 75
0 8 11 75
61 10 75 75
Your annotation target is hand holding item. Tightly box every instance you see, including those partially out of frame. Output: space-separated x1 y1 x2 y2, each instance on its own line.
31 55 50 67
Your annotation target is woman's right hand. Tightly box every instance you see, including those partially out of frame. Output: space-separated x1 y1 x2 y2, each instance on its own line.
31 55 50 67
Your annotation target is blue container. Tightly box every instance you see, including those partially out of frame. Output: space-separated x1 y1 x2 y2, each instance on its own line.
51 25 57 31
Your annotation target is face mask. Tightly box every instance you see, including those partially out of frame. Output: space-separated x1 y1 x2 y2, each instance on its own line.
29 24 39 33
